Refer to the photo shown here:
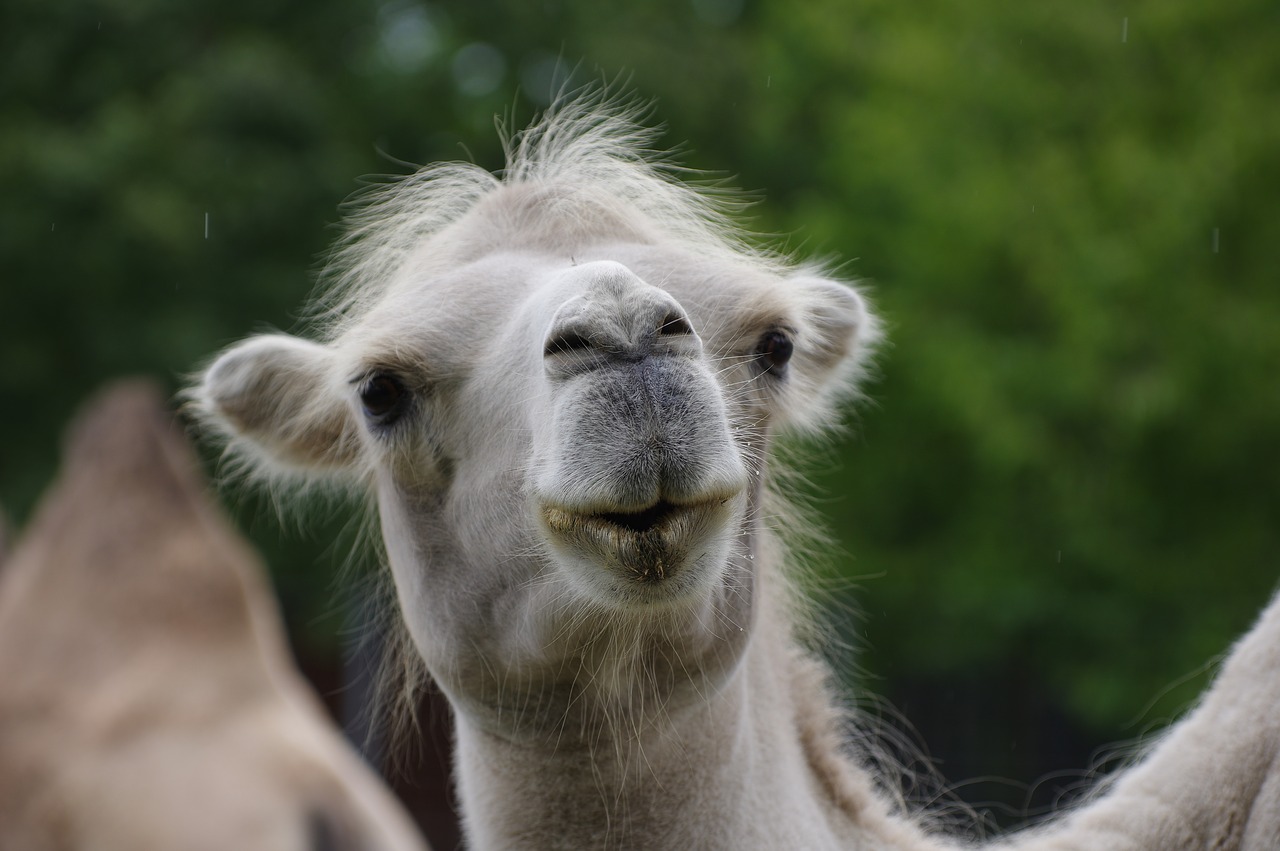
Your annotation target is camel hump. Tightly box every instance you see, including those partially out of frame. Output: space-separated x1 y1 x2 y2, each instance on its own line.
0 380 431 851
61 378 202 513
2 378 260 655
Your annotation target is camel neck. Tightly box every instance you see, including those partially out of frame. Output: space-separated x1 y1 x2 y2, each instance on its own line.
446 624 908 850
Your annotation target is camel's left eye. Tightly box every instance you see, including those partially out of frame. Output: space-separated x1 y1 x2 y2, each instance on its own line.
756 330 794 374
359 373 409 426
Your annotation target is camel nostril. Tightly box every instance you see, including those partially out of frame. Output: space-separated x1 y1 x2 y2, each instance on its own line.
544 330 595 357
596 500 678 534
658 313 694 337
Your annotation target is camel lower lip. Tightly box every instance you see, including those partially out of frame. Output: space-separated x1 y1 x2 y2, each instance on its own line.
540 500 719 582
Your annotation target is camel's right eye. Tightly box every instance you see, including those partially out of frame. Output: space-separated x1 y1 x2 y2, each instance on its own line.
755 330 795 375
358 373 409 427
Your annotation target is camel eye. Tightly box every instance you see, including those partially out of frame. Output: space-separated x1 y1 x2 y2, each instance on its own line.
756 330 794 374
358 373 409 426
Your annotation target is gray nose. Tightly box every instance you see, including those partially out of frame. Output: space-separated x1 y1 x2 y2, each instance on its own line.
543 262 701 364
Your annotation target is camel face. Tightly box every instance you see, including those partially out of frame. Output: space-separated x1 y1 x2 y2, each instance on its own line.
197 100 878 747
361 255 755 611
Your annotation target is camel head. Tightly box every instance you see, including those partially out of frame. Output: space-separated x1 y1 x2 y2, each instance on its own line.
196 101 880 742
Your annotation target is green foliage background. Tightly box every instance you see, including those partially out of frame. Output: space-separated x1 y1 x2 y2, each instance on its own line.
3 0 1277 823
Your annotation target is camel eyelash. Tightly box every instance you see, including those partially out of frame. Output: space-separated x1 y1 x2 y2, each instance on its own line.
753 327 796 377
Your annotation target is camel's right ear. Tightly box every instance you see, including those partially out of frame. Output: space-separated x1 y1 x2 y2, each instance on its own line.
197 334 360 472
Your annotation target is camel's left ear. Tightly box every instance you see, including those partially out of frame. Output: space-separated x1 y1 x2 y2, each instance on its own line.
196 334 361 474
777 274 883 434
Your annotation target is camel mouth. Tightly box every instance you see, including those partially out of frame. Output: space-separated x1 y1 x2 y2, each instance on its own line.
595 500 681 534
540 499 726 585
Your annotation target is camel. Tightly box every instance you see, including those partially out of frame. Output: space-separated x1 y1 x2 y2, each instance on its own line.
195 93 1280 849
0 381 428 851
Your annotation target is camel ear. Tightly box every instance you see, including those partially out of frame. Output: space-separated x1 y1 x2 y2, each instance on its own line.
197 334 360 472
777 274 882 433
